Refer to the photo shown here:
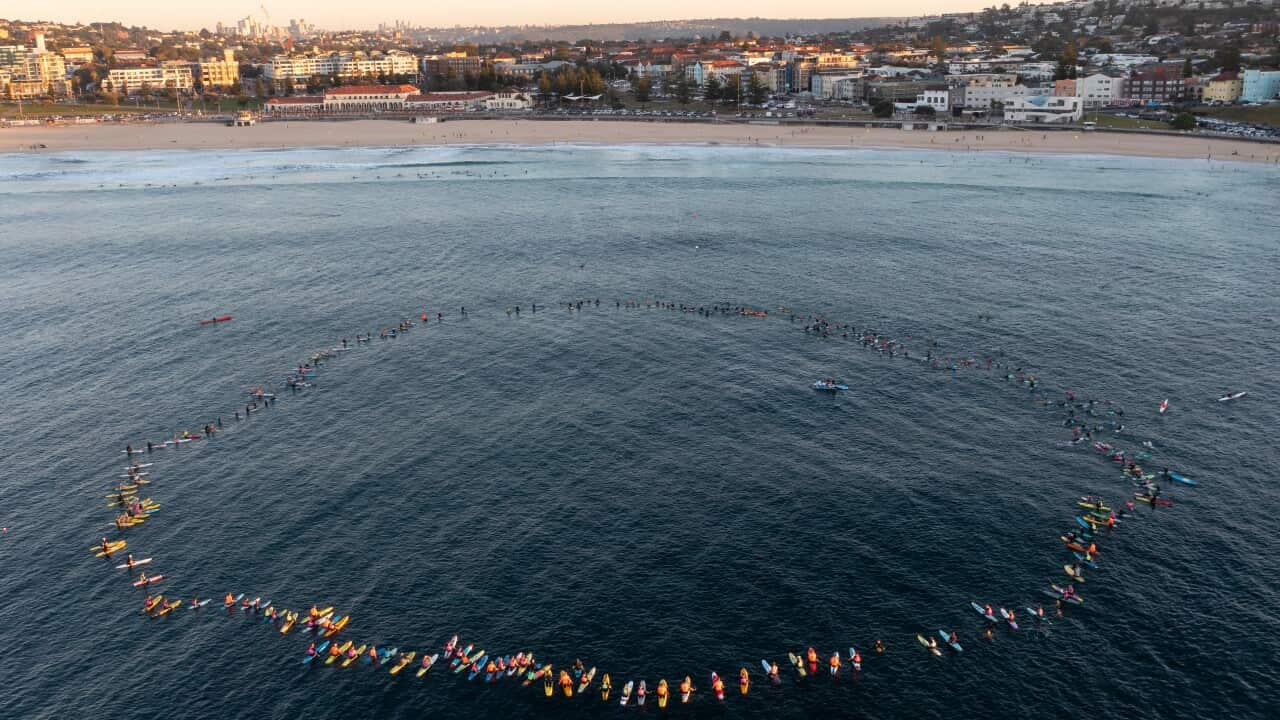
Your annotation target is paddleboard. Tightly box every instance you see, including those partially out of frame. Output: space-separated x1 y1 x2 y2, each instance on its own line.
938 630 962 652
999 608 1019 630
970 601 997 622
115 558 153 570
1169 471 1196 486
190 599 211 609
620 680 633 706
1217 392 1246 402
1072 551 1098 569
415 653 439 677
303 641 330 665
916 634 942 656
1064 564 1086 582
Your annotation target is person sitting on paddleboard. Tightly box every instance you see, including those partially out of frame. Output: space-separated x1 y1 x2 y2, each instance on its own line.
949 631 959 645
680 676 694 698
875 640 885 654
828 652 840 674
769 661 780 677
306 643 316 657
984 603 995 619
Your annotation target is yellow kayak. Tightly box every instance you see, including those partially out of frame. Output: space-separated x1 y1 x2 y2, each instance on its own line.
323 615 350 637
390 651 416 675
93 541 126 557
342 644 367 668
279 612 297 634
154 600 183 617
326 641 354 665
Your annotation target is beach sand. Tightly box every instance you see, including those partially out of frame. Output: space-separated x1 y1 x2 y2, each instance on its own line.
4 118 1278 164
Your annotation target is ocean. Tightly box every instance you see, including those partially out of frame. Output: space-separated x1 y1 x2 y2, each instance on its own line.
0 144 1277 719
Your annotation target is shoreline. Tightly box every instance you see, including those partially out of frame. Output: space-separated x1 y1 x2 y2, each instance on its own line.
5 118 1279 164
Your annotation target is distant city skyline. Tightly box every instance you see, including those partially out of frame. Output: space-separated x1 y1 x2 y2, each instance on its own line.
5 1 1034 32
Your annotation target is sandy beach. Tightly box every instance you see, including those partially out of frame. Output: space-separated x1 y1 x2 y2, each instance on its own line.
4 118 1278 163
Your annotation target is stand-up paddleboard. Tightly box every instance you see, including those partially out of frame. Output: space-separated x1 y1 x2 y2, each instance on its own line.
619 680 633 706
1217 391 1246 402
190 599 211 609
1159 399 1168 414
115 558 152 570
1169 471 1196 486
848 647 861 671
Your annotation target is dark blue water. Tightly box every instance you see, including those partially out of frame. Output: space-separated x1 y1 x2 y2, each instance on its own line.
1 145 1278 719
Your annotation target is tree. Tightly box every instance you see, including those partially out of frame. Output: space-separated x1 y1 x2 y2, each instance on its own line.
1214 45 1241 73
718 30 732 42
635 77 652 102
704 75 722 103
1170 112 1196 130
915 105 937 116
674 75 691 105
747 73 767 105
722 75 741 106
873 99 894 117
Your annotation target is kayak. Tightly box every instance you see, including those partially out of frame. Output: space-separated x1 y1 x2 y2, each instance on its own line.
1217 391 1246 402
999 608 1019 630
813 380 850 392
916 634 942 656
620 680 634 706
938 630 961 652
1135 494 1174 506
199 314 233 326
279 613 297 634
153 599 182 617
115 558 153 570
132 574 163 587
712 671 724 701
340 645 366 668
847 647 861 671
577 666 596 694
303 641 330 665
1169 471 1196 486
390 651 416 675
93 540 127 557
143 595 164 613
658 679 669 707
1064 564 1086 582
970 601 997 622
323 615 350 637
326 641 353 665
1076 501 1110 512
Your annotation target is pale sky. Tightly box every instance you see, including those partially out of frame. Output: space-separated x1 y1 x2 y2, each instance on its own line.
6 1 1001 32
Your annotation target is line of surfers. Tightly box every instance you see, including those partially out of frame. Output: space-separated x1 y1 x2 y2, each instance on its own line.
100 300 1194 702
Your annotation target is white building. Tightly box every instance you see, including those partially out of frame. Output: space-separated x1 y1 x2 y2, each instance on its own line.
1004 95 1083 124
810 72 861 99
102 62 194 94
264 50 418 85
1077 73 1124 108
915 89 950 113
947 73 1020 109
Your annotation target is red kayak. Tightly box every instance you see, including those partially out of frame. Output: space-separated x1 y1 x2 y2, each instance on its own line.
199 315 233 326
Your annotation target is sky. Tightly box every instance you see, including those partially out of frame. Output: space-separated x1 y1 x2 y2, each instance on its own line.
5 1 1000 31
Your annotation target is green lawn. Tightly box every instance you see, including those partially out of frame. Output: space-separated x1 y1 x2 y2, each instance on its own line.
1084 112 1170 130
